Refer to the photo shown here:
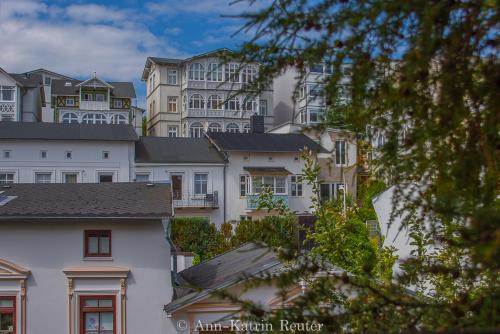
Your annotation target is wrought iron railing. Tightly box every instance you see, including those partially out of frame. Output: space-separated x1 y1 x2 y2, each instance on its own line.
173 191 219 209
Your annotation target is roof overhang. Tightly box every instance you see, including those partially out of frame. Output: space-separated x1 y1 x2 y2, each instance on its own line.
77 76 114 89
63 266 129 279
243 167 292 176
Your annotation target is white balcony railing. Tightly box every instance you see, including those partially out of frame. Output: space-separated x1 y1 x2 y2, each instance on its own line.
79 101 109 111
0 102 16 121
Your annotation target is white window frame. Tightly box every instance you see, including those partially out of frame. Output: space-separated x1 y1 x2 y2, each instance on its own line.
241 65 257 83
61 171 80 183
259 100 267 116
335 140 347 166
226 123 239 133
95 93 105 102
0 86 15 102
225 97 240 111
0 171 15 184
193 173 208 196
83 93 92 101
188 63 204 81
207 63 223 82
168 126 178 138
208 123 221 132
189 94 205 109
62 112 79 124
168 97 178 112
225 63 239 82
190 122 204 138
167 69 178 85
243 124 251 133
250 176 287 195
65 97 75 106
207 95 223 110
2 150 11 159
135 173 150 182
113 99 123 108
290 175 303 197
34 171 53 184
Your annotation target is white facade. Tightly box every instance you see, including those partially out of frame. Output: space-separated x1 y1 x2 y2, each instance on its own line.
0 140 134 183
143 50 274 137
0 220 177 334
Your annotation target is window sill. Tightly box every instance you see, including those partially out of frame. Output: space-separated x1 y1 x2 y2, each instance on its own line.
83 257 113 261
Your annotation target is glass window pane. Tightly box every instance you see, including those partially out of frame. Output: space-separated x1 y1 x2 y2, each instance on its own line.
275 177 286 194
88 237 99 254
100 312 114 332
99 237 110 254
98 299 113 308
320 184 331 201
85 312 100 331
0 300 14 308
84 299 99 307
0 313 14 331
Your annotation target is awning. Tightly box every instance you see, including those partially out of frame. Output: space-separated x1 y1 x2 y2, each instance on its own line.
243 167 292 176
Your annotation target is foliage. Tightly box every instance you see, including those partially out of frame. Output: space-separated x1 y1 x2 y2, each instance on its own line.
220 0 499 331
141 117 148 136
171 217 217 262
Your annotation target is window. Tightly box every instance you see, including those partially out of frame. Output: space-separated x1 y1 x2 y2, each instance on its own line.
66 97 75 106
299 85 306 99
63 173 78 183
309 64 324 73
275 176 286 194
309 108 323 124
320 183 345 202
243 123 251 133
111 114 127 124
207 95 222 110
225 63 239 82
98 173 113 183
168 126 178 138
241 65 257 83
44 76 52 86
95 94 105 102
102 151 110 159
0 173 14 184
167 97 178 112
226 123 239 133
308 85 324 98
113 99 123 108
225 97 240 111
207 63 223 81
239 175 250 197
35 172 52 183
242 97 255 112
62 112 79 124
83 93 92 101
335 140 347 165
80 296 115 334
194 173 208 195
85 230 111 257
135 173 150 182
167 69 178 85
259 100 267 116
0 86 15 102
40 150 47 159
251 176 287 194
208 123 221 132
0 296 15 334
291 175 303 196
188 63 204 81
66 151 72 159
189 94 204 109
190 122 204 138
2 150 11 159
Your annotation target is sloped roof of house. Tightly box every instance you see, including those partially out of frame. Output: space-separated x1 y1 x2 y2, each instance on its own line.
0 122 138 141
51 79 136 98
24 68 75 80
8 73 43 88
207 132 328 153
135 136 225 164
164 242 282 314
0 183 172 220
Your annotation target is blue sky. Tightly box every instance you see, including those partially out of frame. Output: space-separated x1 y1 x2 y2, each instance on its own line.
0 0 266 107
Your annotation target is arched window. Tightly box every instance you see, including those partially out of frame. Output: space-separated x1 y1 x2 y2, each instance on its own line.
207 63 223 81
226 123 239 133
82 114 95 124
241 65 257 83
189 94 205 109
95 114 107 124
208 123 222 132
62 112 78 124
207 95 223 110
225 97 240 111
188 63 204 81
243 123 251 133
190 122 204 138
111 114 127 124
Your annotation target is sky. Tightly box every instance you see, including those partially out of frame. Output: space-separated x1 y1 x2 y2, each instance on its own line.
0 0 265 108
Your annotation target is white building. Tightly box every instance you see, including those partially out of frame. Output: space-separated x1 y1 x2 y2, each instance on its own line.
0 68 45 122
141 49 274 137
0 122 137 184
0 182 178 334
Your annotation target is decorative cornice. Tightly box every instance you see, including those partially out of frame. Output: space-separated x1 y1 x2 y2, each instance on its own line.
0 259 30 279
63 266 129 278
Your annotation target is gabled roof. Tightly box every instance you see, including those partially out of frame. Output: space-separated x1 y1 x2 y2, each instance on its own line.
0 67 43 88
206 132 328 153
77 76 114 89
24 68 75 80
135 137 225 164
164 243 282 314
51 79 136 98
0 183 172 220
0 122 138 141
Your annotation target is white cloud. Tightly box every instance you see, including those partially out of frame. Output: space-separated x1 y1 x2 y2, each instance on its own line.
64 4 129 24
146 0 270 16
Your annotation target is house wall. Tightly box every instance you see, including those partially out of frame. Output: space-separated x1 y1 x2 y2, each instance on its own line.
133 163 225 225
0 220 176 334
225 151 314 222
0 72 20 122
272 69 297 126
0 140 134 183
21 87 43 122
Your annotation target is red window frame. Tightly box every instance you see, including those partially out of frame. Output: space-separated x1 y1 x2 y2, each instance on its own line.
0 296 16 334
79 295 116 334
84 230 112 257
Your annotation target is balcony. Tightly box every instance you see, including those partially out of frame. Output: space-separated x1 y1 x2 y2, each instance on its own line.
173 191 219 209
246 194 289 210
0 102 16 121
80 101 109 111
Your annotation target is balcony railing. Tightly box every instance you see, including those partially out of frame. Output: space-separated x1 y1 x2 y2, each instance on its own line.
246 194 289 210
173 191 219 209
80 101 109 111
0 102 16 121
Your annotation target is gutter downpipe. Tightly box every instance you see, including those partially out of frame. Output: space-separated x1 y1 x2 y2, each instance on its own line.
162 218 180 286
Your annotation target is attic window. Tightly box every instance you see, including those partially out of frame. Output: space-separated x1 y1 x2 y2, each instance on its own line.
64 82 72 87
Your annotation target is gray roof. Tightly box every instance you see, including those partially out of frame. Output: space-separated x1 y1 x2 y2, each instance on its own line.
207 132 328 153
8 73 43 88
51 79 136 98
0 183 172 219
164 243 282 314
149 57 183 65
0 122 138 142
135 137 225 164
24 68 75 80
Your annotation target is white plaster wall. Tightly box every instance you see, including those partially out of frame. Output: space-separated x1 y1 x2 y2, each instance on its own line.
0 140 134 183
225 152 314 221
133 164 225 225
0 220 176 334
21 87 42 122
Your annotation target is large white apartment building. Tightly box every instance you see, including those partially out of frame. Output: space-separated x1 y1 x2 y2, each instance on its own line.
142 49 274 137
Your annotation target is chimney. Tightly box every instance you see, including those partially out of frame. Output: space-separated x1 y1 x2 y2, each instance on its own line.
250 114 265 133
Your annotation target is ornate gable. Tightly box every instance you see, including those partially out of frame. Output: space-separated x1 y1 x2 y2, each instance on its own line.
0 259 30 279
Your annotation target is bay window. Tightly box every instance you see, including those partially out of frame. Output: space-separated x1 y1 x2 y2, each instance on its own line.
207 63 223 81
250 176 287 195
188 63 204 81
225 63 239 82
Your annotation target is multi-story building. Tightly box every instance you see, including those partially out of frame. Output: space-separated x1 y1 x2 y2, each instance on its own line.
51 75 137 127
142 49 274 137
0 68 45 122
